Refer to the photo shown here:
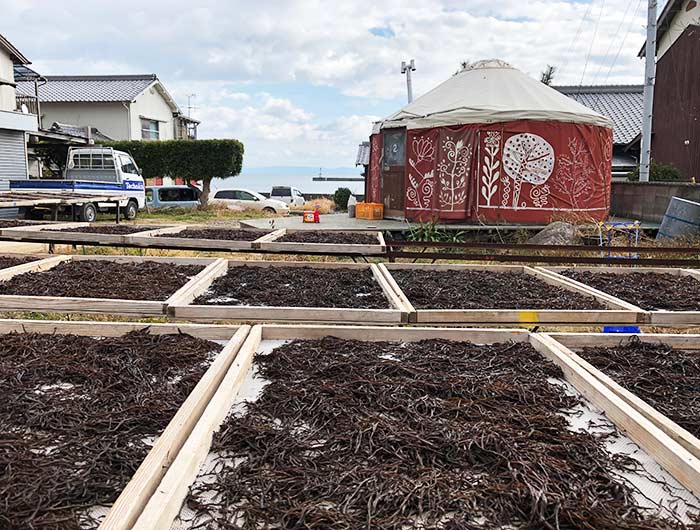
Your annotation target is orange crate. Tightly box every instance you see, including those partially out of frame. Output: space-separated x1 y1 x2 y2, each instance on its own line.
356 202 384 220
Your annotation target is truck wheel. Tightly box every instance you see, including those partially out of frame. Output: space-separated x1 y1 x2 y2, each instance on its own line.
79 203 97 223
124 200 138 220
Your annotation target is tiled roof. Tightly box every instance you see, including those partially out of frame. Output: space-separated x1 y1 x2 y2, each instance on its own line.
554 85 643 145
355 141 370 166
16 74 157 103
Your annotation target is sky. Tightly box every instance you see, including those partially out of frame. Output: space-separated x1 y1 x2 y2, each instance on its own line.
2 0 653 171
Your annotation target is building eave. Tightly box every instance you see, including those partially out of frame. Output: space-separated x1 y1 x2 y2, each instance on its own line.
0 33 31 64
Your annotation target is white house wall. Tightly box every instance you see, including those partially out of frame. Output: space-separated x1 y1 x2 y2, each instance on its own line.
129 85 175 140
39 102 130 140
0 47 16 112
658 0 700 58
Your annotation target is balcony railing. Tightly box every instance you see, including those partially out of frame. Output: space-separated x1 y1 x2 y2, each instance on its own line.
15 94 39 116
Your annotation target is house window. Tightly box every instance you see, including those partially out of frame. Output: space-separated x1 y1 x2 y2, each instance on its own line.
141 118 160 140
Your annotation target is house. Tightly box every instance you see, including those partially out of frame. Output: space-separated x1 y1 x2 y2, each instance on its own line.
639 0 700 180
0 34 37 182
554 85 643 179
16 74 199 142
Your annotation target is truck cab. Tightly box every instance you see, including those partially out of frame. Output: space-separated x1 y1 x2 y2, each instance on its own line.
271 186 305 207
11 146 145 221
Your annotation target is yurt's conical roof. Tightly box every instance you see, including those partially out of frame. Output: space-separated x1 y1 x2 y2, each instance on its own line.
376 59 613 131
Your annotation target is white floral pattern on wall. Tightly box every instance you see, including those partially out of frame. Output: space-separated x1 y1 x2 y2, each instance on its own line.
502 133 555 209
437 136 472 211
480 131 501 207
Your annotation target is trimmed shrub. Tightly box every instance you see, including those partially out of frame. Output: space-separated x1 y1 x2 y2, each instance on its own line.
107 139 244 204
627 160 683 182
332 187 352 211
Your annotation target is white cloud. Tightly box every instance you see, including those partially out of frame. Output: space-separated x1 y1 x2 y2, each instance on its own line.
0 0 653 166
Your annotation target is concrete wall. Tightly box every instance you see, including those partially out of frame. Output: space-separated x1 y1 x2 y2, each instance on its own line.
129 84 175 140
611 181 700 223
0 47 15 111
658 0 700 58
40 102 129 140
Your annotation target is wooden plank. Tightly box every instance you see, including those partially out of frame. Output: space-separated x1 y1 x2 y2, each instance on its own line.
259 324 529 343
164 259 229 309
131 326 262 530
384 262 527 273
412 308 644 324
224 259 372 271
682 269 700 281
254 228 286 244
542 332 700 461
530 333 700 495
69 255 216 266
172 305 404 324
544 265 686 275
0 222 89 238
376 263 416 316
0 294 166 316
0 318 242 340
128 224 267 251
370 264 409 318
100 325 251 530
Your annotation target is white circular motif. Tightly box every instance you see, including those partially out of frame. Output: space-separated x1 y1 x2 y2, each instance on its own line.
502 133 555 185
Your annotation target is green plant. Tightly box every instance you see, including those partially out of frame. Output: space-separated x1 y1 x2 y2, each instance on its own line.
107 139 244 205
332 188 352 211
627 160 683 182
407 219 466 243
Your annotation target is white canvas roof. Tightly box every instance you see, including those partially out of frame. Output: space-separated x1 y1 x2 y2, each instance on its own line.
375 60 614 132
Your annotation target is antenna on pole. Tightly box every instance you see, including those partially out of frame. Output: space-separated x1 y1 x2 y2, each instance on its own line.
639 0 657 182
401 59 416 103
186 93 198 118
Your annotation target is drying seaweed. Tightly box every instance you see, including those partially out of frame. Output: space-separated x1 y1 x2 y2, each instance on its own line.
0 220 37 228
47 225 157 235
0 329 220 530
193 265 390 308
0 256 38 270
562 270 700 311
0 260 203 300
158 228 270 241
391 268 604 310
277 231 379 245
578 338 700 438
181 337 693 529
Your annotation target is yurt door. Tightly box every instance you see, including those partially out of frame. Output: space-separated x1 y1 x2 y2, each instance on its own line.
381 128 406 218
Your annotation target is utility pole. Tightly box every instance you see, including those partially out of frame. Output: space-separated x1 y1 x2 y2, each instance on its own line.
186 93 198 118
640 0 657 182
401 59 416 103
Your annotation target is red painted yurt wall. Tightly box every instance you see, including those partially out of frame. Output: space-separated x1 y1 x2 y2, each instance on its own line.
368 120 612 224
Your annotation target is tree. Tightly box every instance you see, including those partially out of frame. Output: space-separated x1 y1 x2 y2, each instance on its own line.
107 139 244 206
540 65 557 86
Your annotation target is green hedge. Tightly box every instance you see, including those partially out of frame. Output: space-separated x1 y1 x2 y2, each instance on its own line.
627 160 683 182
107 139 244 181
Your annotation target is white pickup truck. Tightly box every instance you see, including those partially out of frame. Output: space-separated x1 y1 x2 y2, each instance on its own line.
10 146 146 222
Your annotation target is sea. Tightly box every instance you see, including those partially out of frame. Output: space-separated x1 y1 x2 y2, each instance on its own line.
209 168 366 197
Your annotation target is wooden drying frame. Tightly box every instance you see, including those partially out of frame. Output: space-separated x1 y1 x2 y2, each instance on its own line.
131 324 700 529
0 220 89 238
539 266 700 326
0 318 249 530
128 224 275 250
545 331 700 464
378 262 646 325
258 228 387 255
168 259 409 324
2 222 174 246
0 255 226 316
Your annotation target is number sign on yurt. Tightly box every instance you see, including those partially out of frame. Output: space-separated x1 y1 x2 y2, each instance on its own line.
367 59 614 223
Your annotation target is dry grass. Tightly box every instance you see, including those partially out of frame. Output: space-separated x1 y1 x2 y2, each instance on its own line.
290 198 336 214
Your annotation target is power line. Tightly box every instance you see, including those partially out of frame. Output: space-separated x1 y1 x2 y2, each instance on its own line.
591 0 635 85
604 0 644 84
580 0 607 86
560 0 595 79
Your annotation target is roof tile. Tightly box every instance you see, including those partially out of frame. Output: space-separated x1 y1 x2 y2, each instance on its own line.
16 75 157 103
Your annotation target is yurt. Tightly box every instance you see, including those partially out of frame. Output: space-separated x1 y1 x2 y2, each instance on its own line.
366 60 614 223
